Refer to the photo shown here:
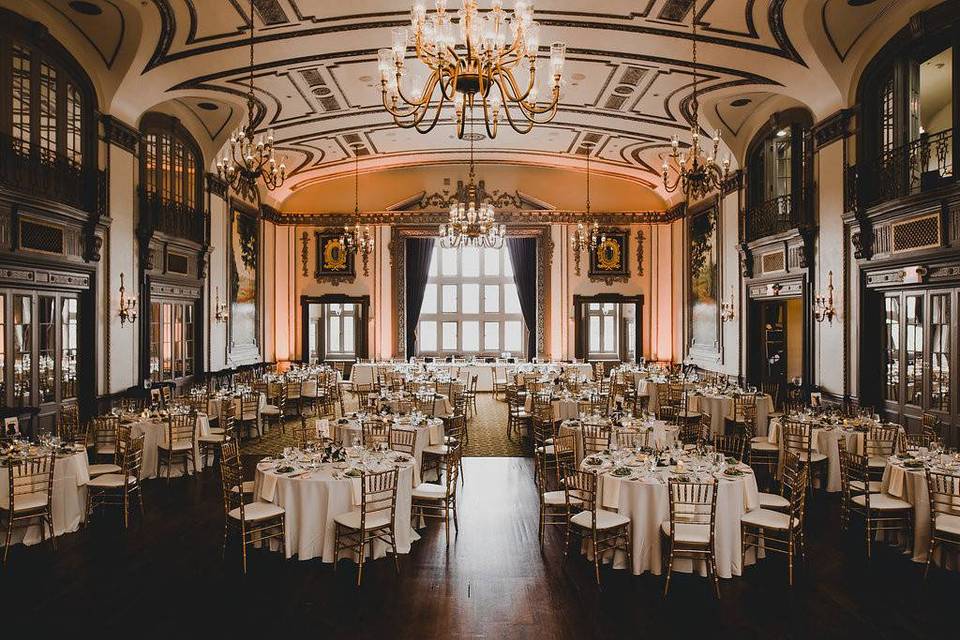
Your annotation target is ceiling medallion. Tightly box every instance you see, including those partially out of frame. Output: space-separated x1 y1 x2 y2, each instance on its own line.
661 0 730 201
216 0 286 199
379 0 566 139
439 117 505 248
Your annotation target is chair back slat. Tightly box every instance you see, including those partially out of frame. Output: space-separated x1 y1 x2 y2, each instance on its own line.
360 468 399 528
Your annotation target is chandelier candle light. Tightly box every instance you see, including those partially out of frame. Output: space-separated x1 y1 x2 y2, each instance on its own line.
340 149 375 276
216 0 286 197
117 272 137 327
214 287 229 324
570 147 602 276
661 0 730 201
380 0 566 139
814 270 837 324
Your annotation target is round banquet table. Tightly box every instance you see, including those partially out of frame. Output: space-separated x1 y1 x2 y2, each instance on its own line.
205 393 267 432
559 419 675 463
253 457 418 562
581 456 760 578
120 413 211 480
370 393 453 417
523 395 586 422
329 416 443 484
0 450 89 546
687 393 774 437
881 461 960 571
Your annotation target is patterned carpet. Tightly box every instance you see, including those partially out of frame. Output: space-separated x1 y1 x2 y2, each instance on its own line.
239 392 527 458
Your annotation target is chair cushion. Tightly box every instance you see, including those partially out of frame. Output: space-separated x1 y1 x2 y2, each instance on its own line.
87 463 122 477
423 444 451 456
230 480 256 495
659 520 710 544
13 491 49 512
851 494 912 511
741 508 798 530
86 473 137 489
542 490 567 506
935 513 960 536
412 482 449 500
535 445 556 455
751 436 770 444
758 492 790 510
751 441 779 452
570 508 629 530
798 451 828 463
333 509 391 530
850 480 883 493
867 455 888 469
228 501 285 522
158 441 193 452
261 406 281 416
198 434 226 444
95 445 116 455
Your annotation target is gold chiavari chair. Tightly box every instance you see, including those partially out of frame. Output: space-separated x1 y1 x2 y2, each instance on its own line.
492 366 509 400
215 397 239 443
334 468 401 585
865 425 899 477
839 447 912 558
924 470 960 578
285 379 303 418
581 424 611 457
92 415 121 463
239 391 262 441
506 385 532 441
732 392 758 431
671 384 701 427
88 423 131 478
655 383 676 423
86 433 145 529
680 417 706 448
412 445 461 547
57 404 85 446
219 441 285 574
300 375 320 416
564 469 632 585
713 434 745 462
413 392 437 417
534 440 576 550
762 382 783 420
388 427 417 456
906 432 939 449
741 455 808 586
361 419 391 449
744 407 778 486
781 419 827 492
662 478 720 598
2 453 56 564
592 361 605 384
614 429 644 449
423 414 465 484
221 438 255 497
157 412 197 481
921 411 943 442
293 416 323 450
259 382 286 434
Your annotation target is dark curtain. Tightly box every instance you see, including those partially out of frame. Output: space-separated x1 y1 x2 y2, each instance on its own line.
405 237 436 357
506 237 538 359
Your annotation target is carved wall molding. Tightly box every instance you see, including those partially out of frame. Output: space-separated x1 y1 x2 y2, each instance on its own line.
811 108 853 151
721 170 743 196
268 208 682 227
205 173 228 200
300 231 309 276
101 115 140 155
636 228 645 277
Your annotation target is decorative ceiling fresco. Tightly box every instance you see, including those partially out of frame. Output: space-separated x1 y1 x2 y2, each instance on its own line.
9 0 946 208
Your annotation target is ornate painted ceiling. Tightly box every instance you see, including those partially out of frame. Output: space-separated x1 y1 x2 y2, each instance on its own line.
8 0 944 209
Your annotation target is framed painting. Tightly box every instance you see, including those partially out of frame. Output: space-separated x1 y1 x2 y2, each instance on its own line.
687 204 721 358
229 206 260 359
588 228 630 284
315 231 355 284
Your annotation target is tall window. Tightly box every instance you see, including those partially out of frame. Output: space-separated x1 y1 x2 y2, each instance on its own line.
3 36 88 167
417 245 525 357
586 303 619 359
325 303 358 359
141 115 202 210
149 300 195 382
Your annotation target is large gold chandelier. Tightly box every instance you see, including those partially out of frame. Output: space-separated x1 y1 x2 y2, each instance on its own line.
439 120 505 248
661 0 729 201
379 0 566 139
216 0 286 198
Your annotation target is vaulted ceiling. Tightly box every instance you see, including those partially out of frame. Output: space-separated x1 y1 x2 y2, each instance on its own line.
8 0 945 210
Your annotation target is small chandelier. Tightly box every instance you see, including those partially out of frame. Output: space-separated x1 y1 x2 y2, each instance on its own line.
340 149 375 276
571 147 602 276
117 272 137 327
216 0 286 199
720 287 736 322
214 286 229 324
380 0 566 139
661 0 730 201
440 118 504 248
814 270 837 324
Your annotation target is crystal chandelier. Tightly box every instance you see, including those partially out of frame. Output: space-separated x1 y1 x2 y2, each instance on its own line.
661 0 730 201
570 146 602 276
216 0 286 199
439 120 505 248
340 149 375 277
379 0 566 139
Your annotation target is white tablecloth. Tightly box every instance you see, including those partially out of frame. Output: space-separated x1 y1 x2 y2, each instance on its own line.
206 393 267 433
559 420 675 462
351 362 593 391
585 463 760 578
371 394 453 417
688 393 774 437
767 419 871 493
123 414 211 480
253 461 418 562
881 463 960 570
0 451 89 546
329 417 443 484
524 396 583 422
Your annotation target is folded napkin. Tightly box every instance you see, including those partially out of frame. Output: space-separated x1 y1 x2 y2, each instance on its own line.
257 468 279 502
600 473 623 509
349 475 363 506
315 418 329 438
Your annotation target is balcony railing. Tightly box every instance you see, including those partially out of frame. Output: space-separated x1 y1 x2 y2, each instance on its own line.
857 128 955 209
0 132 103 213
745 191 806 242
138 187 207 243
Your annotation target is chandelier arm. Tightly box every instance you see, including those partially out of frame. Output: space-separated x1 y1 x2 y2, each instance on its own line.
496 65 535 103
391 67 438 108
499 97 537 135
481 90 499 139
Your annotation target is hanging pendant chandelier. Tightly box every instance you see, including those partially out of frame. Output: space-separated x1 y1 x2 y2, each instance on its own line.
570 146 602 276
340 149 375 276
379 0 566 139
661 0 730 201
216 0 286 199
439 117 505 248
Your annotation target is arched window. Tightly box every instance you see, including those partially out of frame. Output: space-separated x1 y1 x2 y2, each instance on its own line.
140 113 203 211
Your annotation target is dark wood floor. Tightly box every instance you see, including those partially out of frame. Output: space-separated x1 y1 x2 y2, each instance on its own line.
1 456 956 638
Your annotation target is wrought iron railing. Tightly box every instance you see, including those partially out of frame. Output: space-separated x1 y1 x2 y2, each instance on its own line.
0 132 103 213
138 187 207 243
746 191 806 242
857 128 954 209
